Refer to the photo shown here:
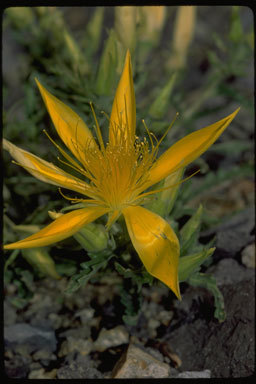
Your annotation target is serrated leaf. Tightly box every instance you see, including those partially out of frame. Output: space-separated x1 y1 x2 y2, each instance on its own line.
188 272 226 322
65 253 114 294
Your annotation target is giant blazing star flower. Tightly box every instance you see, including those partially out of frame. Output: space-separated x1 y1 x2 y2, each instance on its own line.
3 51 239 299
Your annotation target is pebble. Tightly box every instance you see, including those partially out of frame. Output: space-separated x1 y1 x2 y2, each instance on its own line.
32 349 57 363
177 369 211 378
59 325 91 340
74 308 95 324
241 243 255 268
94 325 129 352
4 323 57 353
48 313 62 329
158 310 174 326
209 258 254 286
28 368 57 379
58 337 93 357
57 361 103 379
147 318 161 338
112 344 171 378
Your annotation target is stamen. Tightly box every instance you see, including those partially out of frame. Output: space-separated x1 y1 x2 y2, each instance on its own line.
43 129 85 174
142 119 154 151
133 168 200 201
56 155 87 177
90 102 105 152
58 188 94 203
152 112 179 160
101 110 111 122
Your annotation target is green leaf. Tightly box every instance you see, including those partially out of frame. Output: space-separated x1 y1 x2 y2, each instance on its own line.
120 285 142 326
83 7 104 55
146 167 184 217
65 252 114 294
180 205 203 243
21 248 61 279
229 6 243 43
4 249 20 272
149 73 177 119
178 247 215 282
180 204 203 255
188 272 226 322
95 29 124 95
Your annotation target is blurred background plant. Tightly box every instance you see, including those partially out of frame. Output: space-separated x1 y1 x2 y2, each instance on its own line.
3 6 254 323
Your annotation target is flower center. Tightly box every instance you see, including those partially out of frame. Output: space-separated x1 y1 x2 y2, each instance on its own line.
80 137 154 210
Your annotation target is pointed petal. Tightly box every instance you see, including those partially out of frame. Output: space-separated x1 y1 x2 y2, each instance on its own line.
4 206 109 249
35 79 98 163
122 205 181 299
109 50 136 146
3 139 92 197
148 108 240 186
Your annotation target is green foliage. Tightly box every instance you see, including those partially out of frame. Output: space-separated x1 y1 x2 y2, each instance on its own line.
3 6 253 324
188 273 226 322
178 248 215 282
65 250 115 294
21 248 61 280
180 204 203 255
120 286 142 326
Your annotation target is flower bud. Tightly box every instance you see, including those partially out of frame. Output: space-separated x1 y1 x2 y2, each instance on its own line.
48 211 109 253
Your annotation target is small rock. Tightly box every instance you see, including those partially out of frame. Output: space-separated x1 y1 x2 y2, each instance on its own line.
57 361 103 379
29 362 42 371
158 310 174 326
4 354 30 378
4 323 57 353
241 243 255 268
202 207 255 256
28 368 57 379
177 369 211 378
112 344 171 378
58 337 93 357
208 258 254 286
148 318 161 330
147 318 161 338
32 349 57 366
74 308 95 325
48 313 62 329
144 347 165 362
59 325 91 340
94 326 129 352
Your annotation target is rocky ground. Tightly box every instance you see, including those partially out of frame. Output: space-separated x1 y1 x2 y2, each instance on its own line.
4 207 255 379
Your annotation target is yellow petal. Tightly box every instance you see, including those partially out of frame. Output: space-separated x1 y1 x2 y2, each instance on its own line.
122 205 181 299
35 79 98 163
149 108 240 186
109 50 136 146
4 206 108 249
3 139 92 197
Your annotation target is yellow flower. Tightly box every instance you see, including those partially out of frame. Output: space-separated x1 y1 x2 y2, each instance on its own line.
3 51 239 299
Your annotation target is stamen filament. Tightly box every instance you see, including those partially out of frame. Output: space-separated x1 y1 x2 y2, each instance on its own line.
43 129 84 172
142 119 154 151
133 168 200 201
152 112 179 161
90 102 105 152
